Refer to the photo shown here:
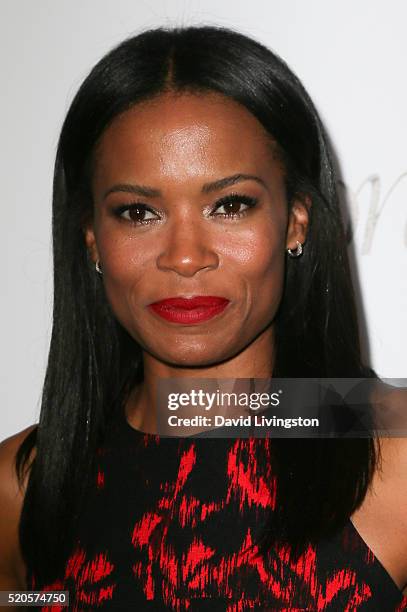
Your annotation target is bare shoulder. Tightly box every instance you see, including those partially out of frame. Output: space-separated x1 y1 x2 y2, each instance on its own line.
0 424 37 498
0 424 37 589
348 379 407 593
371 380 407 434
369 381 407 485
351 428 407 594
374 383 407 483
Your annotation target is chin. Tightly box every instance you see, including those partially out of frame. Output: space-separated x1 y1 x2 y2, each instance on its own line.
154 346 231 369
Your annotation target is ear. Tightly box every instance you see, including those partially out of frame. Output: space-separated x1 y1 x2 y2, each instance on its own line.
83 220 100 265
286 196 311 250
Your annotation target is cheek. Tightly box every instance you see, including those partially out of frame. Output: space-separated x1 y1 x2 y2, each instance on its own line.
95 231 150 326
221 221 286 296
247 245 285 323
95 212 287 336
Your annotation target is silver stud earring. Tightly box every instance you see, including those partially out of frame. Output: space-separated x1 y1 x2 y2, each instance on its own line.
95 260 103 275
287 241 303 258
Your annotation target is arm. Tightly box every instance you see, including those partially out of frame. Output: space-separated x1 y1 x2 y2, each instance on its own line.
351 383 407 596
0 426 37 591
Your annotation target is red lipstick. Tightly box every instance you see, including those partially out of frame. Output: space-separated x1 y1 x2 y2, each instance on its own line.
148 296 230 324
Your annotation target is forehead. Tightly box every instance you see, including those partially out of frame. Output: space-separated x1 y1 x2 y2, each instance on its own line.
92 92 281 189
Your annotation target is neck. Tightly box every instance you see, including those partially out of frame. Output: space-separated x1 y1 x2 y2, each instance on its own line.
125 326 275 434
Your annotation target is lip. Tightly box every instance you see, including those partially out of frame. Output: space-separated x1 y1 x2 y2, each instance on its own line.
147 296 230 324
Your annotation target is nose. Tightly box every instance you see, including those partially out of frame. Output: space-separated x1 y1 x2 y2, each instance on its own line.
156 217 219 278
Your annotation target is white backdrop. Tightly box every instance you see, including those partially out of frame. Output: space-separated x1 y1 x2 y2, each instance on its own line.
1 0 406 441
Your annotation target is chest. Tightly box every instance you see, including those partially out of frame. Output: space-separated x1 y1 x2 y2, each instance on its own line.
44 437 406 610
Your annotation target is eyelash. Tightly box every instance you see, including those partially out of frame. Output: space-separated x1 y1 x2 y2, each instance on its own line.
112 193 258 226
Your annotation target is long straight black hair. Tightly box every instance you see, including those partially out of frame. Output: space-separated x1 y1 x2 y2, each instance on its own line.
16 25 377 586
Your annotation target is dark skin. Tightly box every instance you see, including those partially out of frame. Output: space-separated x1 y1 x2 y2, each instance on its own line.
86 92 308 433
0 92 406 597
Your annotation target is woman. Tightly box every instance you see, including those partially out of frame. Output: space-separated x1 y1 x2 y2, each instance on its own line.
1 25 406 610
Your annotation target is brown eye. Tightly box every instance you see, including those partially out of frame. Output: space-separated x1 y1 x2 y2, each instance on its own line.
213 193 258 218
114 203 159 225
125 206 147 223
217 200 243 215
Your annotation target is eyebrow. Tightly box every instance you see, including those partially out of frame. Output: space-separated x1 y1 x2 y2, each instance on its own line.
102 173 267 200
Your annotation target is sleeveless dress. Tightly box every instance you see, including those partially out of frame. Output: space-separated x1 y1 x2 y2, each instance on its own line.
29 404 407 611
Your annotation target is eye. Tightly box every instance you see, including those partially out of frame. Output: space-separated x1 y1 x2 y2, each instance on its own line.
212 193 258 219
111 193 258 226
113 203 159 225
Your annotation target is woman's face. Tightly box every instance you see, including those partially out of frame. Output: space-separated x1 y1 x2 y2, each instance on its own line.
85 92 308 368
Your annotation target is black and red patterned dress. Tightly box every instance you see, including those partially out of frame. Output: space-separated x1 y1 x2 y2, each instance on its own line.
29 405 407 611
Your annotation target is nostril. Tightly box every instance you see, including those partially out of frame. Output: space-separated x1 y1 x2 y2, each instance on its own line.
156 245 219 277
